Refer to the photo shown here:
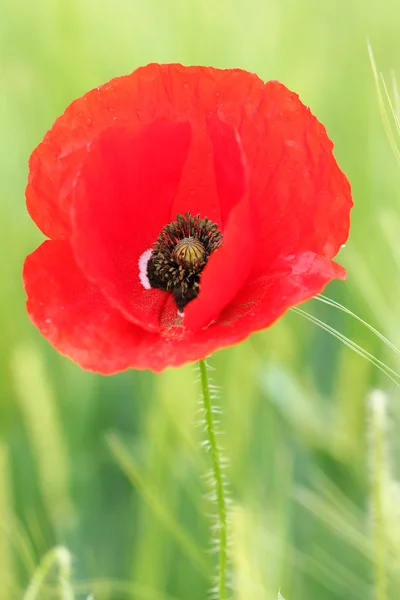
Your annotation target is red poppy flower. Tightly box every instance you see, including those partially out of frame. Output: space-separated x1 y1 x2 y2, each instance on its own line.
23 63 352 373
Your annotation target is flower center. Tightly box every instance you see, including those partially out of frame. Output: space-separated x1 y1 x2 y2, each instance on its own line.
145 212 223 312
173 237 206 268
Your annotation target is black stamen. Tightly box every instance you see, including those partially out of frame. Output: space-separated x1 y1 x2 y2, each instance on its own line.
147 212 223 311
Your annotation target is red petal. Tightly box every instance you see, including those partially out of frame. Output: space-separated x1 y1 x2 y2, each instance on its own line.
183 195 254 331
175 115 251 331
170 127 222 225
23 240 150 373
148 252 345 371
236 81 353 272
26 64 265 239
27 67 350 267
170 112 247 228
23 243 344 374
71 120 191 331
218 252 345 332
72 112 250 333
205 112 247 225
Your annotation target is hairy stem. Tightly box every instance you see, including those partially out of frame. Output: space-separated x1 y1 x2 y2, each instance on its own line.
199 359 227 599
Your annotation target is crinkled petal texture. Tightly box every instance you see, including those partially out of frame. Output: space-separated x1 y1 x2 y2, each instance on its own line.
24 63 352 373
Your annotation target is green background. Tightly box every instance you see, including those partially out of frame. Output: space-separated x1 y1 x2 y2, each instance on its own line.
2 0 400 598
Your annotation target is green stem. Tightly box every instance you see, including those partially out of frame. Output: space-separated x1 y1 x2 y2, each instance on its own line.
199 359 227 600
369 392 388 600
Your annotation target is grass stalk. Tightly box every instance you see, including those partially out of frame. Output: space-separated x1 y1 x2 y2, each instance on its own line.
368 391 389 600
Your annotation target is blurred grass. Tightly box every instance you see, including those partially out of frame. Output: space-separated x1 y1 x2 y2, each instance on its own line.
2 0 400 598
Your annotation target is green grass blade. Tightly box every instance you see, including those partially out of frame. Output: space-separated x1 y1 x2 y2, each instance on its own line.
291 306 400 386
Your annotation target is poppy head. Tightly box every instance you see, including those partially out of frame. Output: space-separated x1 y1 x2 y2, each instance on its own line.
23 63 352 373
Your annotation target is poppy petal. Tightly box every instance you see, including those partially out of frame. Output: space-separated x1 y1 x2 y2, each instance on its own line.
218 251 345 332
26 65 167 240
170 115 250 331
140 252 345 371
171 112 247 228
23 240 154 373
165 252 345 372
206 112 247 226
235 81 352 273
71 120 191 331
23 242 345 374
183 195 254 331
136 252 344 371
26 64 266 239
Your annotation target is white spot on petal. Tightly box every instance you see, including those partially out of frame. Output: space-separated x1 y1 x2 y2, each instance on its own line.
178 310 184 318
138 249 153 289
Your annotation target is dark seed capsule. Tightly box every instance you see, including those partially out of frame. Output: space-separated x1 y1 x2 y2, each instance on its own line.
172 237 206 268
173 237 206 269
